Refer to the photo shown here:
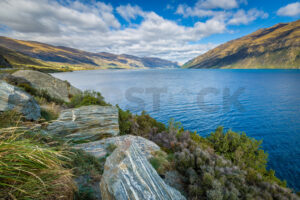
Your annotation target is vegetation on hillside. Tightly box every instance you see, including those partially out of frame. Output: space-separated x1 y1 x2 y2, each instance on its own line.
184 20 300 69
118 108 297 199
0 36 179 71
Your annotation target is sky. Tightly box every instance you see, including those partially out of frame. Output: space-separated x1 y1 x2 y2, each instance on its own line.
0 0 299 63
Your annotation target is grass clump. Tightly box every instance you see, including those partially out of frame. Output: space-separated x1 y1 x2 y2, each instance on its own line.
0 131 75 200
68 90 110 108
0 110 24 128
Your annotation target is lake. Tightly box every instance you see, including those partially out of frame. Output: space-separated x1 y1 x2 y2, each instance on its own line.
53 69 300 191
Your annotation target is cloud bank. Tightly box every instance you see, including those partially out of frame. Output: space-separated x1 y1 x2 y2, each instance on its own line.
277 2 300 17
0 0 269 63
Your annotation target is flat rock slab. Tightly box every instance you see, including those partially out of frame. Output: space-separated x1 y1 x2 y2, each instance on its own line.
13 70 81 102
47 105 119 141
100 141 186 200
0 81 40 120
74 135 160 159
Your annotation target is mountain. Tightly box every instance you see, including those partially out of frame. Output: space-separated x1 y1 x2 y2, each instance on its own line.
183 20 300 69
0 36 179 72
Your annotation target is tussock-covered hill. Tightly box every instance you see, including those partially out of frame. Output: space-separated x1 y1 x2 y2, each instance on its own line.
184 20 300 69
0 36 179 71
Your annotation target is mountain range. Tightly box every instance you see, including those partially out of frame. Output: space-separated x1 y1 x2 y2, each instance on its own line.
184 20 300 69
0 36 179 72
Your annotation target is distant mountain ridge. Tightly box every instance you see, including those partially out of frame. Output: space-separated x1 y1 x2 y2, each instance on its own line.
183 20 300 69
0 36 179 71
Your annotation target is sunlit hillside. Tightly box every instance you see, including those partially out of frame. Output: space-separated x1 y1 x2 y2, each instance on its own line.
0 36 179 72
184 20 300 69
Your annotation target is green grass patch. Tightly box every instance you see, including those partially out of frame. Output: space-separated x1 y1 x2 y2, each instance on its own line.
0 131 75 200
68 90 110 108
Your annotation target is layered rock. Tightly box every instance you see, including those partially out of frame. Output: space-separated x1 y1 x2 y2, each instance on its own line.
13 70 81 102
100 141 186 200
47 105 119 141
0 81 40 120
74 135 160 159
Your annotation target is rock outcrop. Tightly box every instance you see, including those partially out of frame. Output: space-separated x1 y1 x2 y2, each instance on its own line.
75 135 160 159
13 70 81 102
100 141 186 200
0 81 40 120
47 105 119 141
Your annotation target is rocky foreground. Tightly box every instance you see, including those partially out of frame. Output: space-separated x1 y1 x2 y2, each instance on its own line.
0 70 187 200
0 70 299 200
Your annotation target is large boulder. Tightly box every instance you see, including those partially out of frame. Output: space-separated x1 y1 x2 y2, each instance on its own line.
47 105 119 141
74 135 160 159
13 70 81 102
100 141 186 200
0 81 40 120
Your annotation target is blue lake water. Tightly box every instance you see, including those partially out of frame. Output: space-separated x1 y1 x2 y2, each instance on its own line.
53 69 300 190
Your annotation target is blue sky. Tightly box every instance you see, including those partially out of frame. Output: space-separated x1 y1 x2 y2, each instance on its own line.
0 0 299 63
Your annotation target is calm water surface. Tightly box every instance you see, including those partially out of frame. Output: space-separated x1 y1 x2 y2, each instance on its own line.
53 69 300 190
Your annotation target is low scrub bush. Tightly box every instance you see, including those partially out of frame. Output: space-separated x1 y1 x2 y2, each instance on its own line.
68 90 110 108
118 108 166 136
117 109 297 199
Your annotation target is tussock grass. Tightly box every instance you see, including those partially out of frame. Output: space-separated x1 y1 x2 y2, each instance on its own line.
0 131 75 200
0 110 24 128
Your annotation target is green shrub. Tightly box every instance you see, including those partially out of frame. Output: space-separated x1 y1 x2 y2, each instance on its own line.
208 127 267 171
67 149 105 177
74 185 96 200
118 107 166 137
0 131 75 200
207 127 286 186
68 90 109 108
149 151 173 175
41 108 58 121
118 107 133 135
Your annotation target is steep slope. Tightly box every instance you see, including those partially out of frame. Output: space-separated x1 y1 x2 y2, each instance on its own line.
184 20 300 69
0 55 11 68
0 36 179 71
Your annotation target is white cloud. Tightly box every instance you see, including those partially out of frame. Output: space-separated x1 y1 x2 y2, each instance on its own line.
176 0 241 18
228 9 268 25
0 0 228 63
116 4 145 22
196 0 239 10
277 2 300 17
176 4 217 18
0 0 120 33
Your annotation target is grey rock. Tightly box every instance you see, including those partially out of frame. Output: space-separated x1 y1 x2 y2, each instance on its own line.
100 141 186 200
0 81 40 120
47 105 119 141
74 135 160 159
13 70 81 102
